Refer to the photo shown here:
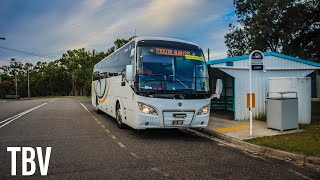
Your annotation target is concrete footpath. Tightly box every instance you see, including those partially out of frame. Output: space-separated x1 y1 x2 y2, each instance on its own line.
194 116 320 169
207 117 303 140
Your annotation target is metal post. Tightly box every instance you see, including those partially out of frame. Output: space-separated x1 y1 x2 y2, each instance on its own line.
15 71 18 99
248 50 264 136
28 67 30 99
0 37 5 82
11 58 20 99
249 59 253 136
207 48 210 61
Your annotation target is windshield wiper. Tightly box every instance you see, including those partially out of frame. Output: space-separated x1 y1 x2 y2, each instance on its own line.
167 75 191 90
175 78 190 89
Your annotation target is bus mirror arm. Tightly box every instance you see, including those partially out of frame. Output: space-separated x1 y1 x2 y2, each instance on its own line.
211 79 223 99
211 94 220 99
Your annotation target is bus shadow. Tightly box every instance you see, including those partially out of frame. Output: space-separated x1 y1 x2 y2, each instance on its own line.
127 128 212 142
98 111 212 142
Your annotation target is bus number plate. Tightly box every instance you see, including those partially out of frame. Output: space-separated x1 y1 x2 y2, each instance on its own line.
172 120 184 125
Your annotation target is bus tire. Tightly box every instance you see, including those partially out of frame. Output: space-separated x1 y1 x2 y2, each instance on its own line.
96 97 103 114
96 107 103 114
116 102 125 129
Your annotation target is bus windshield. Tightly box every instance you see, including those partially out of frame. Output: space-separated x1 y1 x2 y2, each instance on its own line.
136 46 209 94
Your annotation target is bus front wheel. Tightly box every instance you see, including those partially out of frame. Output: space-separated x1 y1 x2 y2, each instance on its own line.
96 97 103 114
116 103 125 129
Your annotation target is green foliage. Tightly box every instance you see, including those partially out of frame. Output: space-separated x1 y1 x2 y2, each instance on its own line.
0 80 14 97
225 0 320 63
246 124 320 157
246 101 320 157
312 101 320 124
0 37 134 97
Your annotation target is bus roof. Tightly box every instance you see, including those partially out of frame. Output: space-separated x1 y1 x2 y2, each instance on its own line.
95 36 201 68
135 36 200 47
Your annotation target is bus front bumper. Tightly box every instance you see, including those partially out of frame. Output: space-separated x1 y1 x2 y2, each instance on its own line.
134 111 209 129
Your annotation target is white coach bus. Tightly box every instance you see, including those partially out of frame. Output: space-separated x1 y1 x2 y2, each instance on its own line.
92 37 222 129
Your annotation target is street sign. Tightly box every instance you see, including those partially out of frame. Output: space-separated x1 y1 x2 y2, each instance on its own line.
248 50 264 136
251 65 263 70
250 51 264 71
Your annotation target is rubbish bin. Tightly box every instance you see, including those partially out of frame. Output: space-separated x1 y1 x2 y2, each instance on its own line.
266 92 298 131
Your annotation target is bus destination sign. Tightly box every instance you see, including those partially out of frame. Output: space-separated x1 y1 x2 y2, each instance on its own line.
153 48 191 57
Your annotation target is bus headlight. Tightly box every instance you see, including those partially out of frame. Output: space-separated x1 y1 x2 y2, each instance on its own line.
197 105 210 115
138 102 158 115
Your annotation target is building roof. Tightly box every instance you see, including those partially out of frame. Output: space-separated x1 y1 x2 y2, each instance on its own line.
207 52 320 67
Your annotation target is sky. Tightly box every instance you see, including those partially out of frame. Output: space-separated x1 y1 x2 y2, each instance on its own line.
0 0 237 67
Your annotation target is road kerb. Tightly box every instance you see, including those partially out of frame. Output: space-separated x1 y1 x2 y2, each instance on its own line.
192 128 320 168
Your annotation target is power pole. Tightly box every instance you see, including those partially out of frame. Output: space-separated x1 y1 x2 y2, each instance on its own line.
0 68 3 83
10 58 20 99
15 72 18 99
0 37 5 83
28 66 30 99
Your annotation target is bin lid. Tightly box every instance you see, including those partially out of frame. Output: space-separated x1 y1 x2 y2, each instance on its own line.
267 97 297 100
267 91 298 100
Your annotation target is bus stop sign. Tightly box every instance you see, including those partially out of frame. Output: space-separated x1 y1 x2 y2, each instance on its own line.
250 51 264 70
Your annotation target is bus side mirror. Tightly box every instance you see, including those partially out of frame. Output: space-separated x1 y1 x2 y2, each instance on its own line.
126 65 134 82
211 79 223 99
130 48 135 59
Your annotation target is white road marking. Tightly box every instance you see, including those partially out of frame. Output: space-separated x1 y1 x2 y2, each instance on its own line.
288 169 312 180
76 101 134 154
0 100 7 103
49 99 55 103
0 103 47 125
79 102 88 111
151 167 159 172
118 142 125 148
0 103 47 129
151 167 169 177
0 112 26 125
130 152 140 159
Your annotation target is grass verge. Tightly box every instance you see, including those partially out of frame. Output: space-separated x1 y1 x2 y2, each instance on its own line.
246 101 320 158
245 125 320 158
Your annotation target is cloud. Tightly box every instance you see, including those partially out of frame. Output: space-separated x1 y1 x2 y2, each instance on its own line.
0 0 236 65
207 28 230 59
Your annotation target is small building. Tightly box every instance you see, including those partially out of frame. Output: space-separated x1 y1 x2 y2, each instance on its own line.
207 52 320 121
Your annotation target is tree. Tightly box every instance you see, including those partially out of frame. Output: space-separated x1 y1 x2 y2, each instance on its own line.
0 80 14 98
0 36 135 97
225 0 320 63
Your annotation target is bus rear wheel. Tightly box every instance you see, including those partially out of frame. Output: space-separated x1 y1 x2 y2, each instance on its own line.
116 103 125 129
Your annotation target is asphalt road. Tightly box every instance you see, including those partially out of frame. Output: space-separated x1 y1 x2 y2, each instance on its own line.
0 98 319 179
